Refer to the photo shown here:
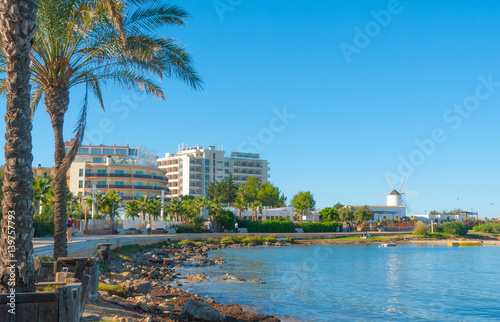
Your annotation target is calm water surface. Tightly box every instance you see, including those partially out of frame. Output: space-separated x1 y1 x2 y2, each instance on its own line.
179 244 500 321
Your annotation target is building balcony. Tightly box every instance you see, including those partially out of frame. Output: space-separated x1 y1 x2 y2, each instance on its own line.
85 172 168 182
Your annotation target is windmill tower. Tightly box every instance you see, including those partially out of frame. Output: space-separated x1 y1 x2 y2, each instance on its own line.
387 189 403 206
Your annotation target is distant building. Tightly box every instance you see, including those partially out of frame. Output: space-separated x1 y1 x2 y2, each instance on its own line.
32 165 55 179
346 189 406 221
411 211 478 223
65 141 168 201
157 142 270 198
227 206 319 222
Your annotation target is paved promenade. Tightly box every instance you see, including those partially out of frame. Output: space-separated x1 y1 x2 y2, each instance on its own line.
33 230 412 257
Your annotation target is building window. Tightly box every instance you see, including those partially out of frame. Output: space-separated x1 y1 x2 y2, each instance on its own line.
217 168 222 171
97 181 106 185
103 148 114 154
217 161 223 164
224 162 229 167
114 170 124 174
78 180 83 188
135 171 143 175
93 157 103 163
234 162 238 166
205 160 210 165
225 170 229 174
78 147 89 154
79 169 83 177
116 148 127 155
135 192 142 197
97 169 107 174
234 169 239 173
115 181 124 185
205 167 209 173
90 148 101 154
205 175 210 180
136 182 143 186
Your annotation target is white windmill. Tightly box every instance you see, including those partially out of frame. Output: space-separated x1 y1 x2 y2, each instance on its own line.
385 173 418 214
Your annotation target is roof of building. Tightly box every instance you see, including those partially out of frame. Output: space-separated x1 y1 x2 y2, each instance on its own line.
389 189 401 195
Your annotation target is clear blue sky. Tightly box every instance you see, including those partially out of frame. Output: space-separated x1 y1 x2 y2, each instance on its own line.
1 0 499 217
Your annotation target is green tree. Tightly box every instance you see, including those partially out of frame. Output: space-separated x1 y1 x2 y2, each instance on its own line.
125 200 140 220
206 175 238 203
354 206 374 224
339 206 354 222
3 0 202 259
239 177 261 203
33 176 52 214
333 202 344 210
147 199 162 221
98 191 122 233
233 194 247 219
250 200 263 221
319 207 339 222
290 191 316 222
166 198 184 222
257 182 286 207
137 196 151 221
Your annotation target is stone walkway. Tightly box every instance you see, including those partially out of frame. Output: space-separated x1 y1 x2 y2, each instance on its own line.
33 230 413 257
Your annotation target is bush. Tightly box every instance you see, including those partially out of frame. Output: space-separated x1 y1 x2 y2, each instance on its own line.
215 210 236 231
463 220 485 229
284 236 295 243
241 236 264 245
246 220 296 233
300 222 342 233
442 222 469 237
33 218 54 237
473 222 500 233
220 236 241 244
98 283 129 297
413 221 428 236
206 237 220 244
178 240 196 246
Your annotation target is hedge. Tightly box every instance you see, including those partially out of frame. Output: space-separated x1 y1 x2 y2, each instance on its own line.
300 222 343 233
33 219 54 237
441 222 469 237
246 220 296 233
473 222 500 233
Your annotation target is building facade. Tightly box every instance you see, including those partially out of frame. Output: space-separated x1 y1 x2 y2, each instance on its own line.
66 142 168 201
157 143 270 198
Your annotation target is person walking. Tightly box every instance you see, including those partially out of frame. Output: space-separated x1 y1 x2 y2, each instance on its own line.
146 222 152 235
209 222 213 233
67 215 74 242
234 222 239 233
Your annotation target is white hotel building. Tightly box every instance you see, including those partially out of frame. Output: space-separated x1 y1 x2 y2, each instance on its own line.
157 143 270 198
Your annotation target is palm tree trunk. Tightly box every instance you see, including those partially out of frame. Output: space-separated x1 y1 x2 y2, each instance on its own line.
0 0 38 293
46 87 70 259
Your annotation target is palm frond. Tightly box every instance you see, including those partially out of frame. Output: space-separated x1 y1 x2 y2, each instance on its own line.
125 4 188 33
30 86 45 120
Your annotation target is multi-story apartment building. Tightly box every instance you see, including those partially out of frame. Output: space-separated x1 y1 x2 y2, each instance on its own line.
66 141 168 201
33 165 55 179
157 143 270 198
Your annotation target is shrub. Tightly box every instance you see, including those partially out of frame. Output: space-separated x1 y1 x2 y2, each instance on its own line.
442 222 469 237
413 221 428 236
220 236 242 244
206 237 220 244
300 222 343 233
241 236 264 245
463 220 485 229
246 220 296 233
284 236 295 243
473 223 500 233
36 255 55 262
98 283 129 297
33 218 54 237
178 240 196 246
264 234 278 243
215 210 236 231
99 262 110 273
236 219 250 228
42 284 63 292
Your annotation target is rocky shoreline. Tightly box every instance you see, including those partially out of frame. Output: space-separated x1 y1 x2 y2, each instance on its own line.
83 240 291 322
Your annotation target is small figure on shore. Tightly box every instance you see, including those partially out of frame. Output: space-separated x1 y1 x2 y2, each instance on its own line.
67 214 74 242
234 222 239 233
209 222 213 233
146 222 152 235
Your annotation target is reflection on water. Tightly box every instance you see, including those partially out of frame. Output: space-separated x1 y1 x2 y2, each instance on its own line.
179 244 500 321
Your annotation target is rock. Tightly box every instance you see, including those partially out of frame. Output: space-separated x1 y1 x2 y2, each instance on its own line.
80 314 102 321
98 291 110 297
142 318 152 322
119 271 132 280
110 272 129 282
127 280 153 295
158 302 174 312
136 300 150 312
182 299 226 321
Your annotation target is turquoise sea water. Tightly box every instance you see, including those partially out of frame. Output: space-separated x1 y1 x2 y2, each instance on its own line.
179 244 500 321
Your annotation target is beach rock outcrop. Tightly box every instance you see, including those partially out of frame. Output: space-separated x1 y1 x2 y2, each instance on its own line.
182 299 226 321
125 280 152 295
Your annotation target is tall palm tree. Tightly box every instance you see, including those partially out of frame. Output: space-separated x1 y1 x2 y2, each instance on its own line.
0 0 202 259
98 190 122 233
233 194 247 219
250 201 263 222
0 0 38 293
166 198 183 222
137 195 151 221
125 200 140 220
147 199 162 221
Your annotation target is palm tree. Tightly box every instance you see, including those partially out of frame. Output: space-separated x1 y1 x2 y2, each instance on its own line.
166 198 183 222
208 197 223 219
250 201 263 221
0 0 202 259
137 195 151 221
125 200 140 220
98 191 122 233
0 0 38 293
147 199 162 221
33 176 52 214
233 194 247 219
